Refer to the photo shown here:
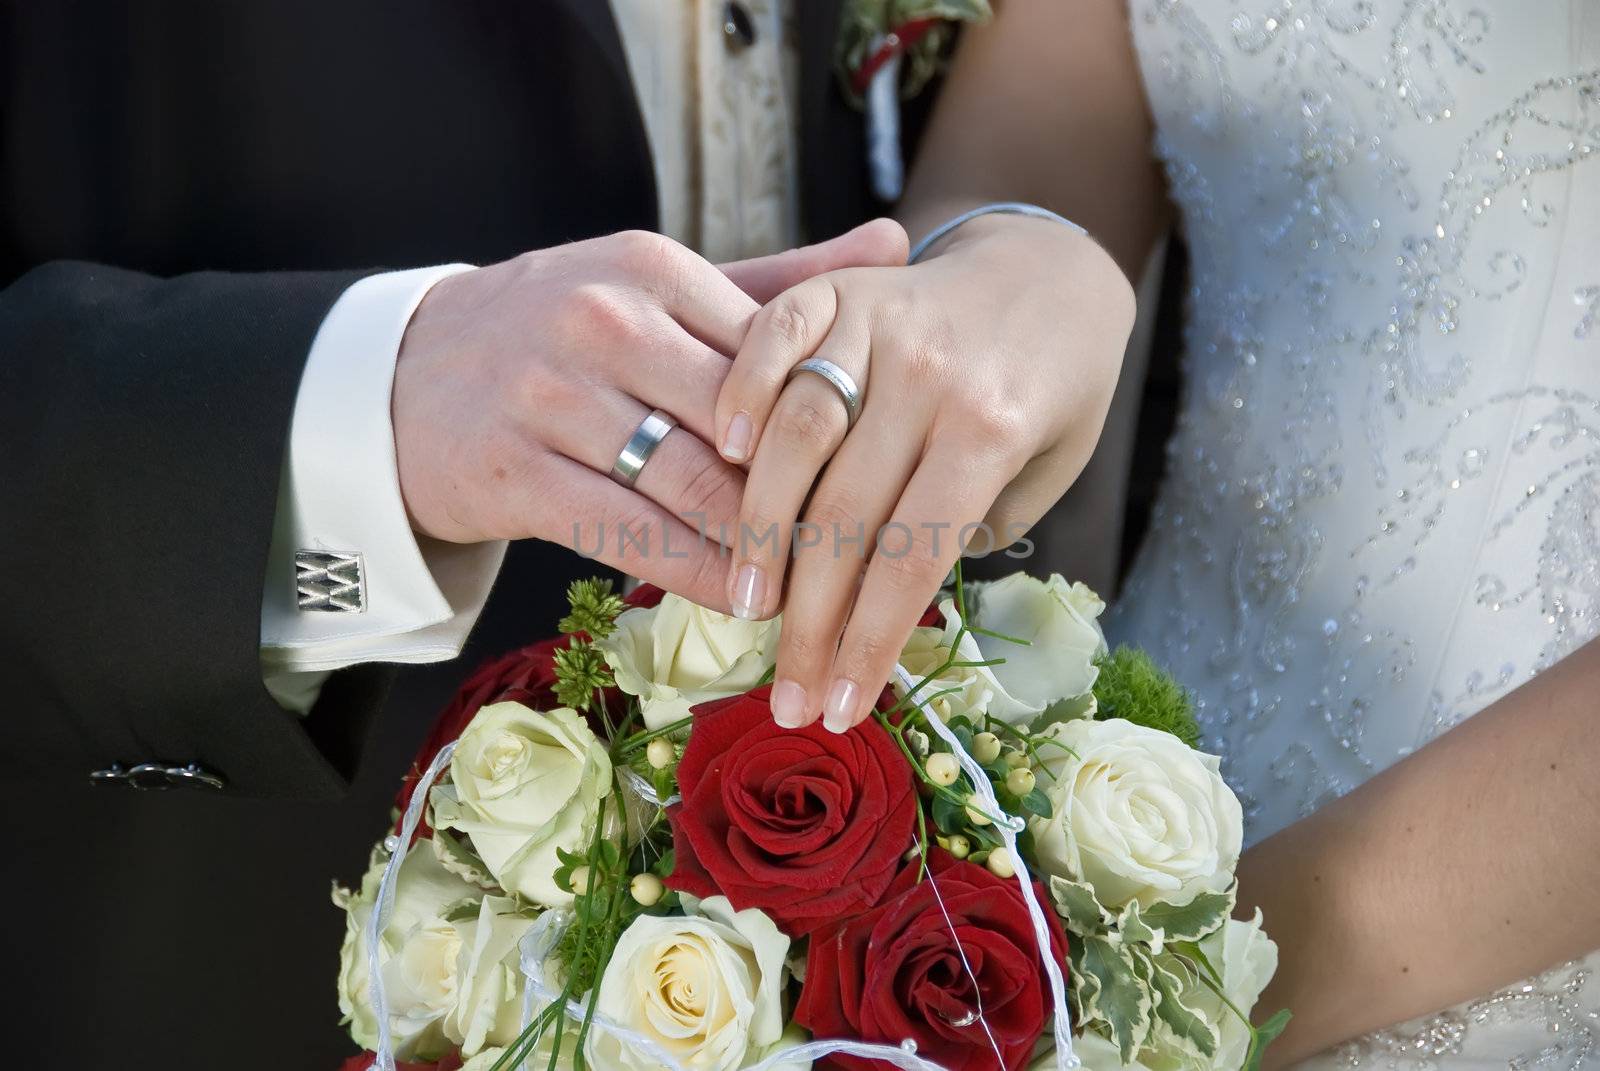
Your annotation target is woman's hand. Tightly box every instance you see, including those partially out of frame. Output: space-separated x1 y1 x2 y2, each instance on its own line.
714 213 1136 731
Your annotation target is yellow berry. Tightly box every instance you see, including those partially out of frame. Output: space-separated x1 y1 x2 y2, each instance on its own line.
1005 767 1036 797
629 873 665 907
646 737 676 770
1003 749 1029 769
945 834 971 859
926 752 961 786
965 803 993 826
986 847 1016 879
971 732 1002 765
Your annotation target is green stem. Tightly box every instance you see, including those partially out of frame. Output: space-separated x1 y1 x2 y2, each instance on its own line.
966 623 1031 645
615 715 693 757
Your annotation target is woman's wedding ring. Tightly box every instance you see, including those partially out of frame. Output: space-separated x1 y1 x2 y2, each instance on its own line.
786 357 862 430
611 409 678 487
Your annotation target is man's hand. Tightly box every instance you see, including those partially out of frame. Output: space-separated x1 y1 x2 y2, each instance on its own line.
392 223 906 611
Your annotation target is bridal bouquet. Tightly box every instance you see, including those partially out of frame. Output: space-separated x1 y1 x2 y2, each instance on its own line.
333 570 1289 1071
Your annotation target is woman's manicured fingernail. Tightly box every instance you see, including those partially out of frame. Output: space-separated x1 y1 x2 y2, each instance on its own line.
730 563 766 620
723 411 753 462
771 679 808 727
822 678 859 733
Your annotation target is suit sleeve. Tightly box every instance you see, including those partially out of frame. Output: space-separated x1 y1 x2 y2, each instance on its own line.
0 260 390 799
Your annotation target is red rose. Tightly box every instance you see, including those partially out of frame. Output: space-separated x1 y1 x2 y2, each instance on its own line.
667 685 917 936
395 582 665 827
795 851 1068 1071
337 1053 461 1071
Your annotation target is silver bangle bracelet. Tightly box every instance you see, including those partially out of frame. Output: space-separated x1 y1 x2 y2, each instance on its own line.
907 201 1087 264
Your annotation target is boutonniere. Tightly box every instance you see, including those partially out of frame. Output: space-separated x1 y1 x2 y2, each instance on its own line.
836 0 993 201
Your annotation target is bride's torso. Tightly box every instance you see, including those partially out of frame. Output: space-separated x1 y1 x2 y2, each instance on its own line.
1112 0 1600 1064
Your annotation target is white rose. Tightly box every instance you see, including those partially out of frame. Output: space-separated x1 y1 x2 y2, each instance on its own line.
969 573 1107 722
443 895 538 1057
589 896 809 1071
334 845 480 1061
597 593 779 729
1032 718 1242 910
1145 911 1278 1071
429 702 612 907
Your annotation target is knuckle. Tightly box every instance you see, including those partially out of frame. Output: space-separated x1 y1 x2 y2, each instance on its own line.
803 495 859 540
763 294 811 351
897 340 945 382
875 533 943 594
843 627 898 680
615 229 686 279
678 460 742 523
561 283 640 343
685 544 731 603
871 292 917 330
735 506 785 562
962 394 1029 447
780 621 830 674
774 395 844 455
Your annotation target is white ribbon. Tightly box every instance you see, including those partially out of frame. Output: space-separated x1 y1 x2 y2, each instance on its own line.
893 664 1081 1071
368 740 457 1071
865 35 904 202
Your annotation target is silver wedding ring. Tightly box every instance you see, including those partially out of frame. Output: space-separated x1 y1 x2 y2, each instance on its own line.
786 357 863 429
612 409 678 487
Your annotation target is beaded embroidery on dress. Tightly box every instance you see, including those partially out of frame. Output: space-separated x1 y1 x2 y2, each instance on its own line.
1111 0 1600 1065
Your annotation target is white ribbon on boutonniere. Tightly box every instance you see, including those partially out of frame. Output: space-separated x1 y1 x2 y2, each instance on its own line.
836 0 994 201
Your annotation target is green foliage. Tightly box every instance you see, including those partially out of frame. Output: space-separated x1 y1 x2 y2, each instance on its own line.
1147 955 1219 1059
558 578 627 639
1245 1009 1294 1071
1049 874 1112 935
1093 645 1201 747
1121 887 1235 949
1072 935 1153 1062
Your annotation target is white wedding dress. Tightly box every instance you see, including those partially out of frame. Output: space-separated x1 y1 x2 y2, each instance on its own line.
1109 0 1600 1065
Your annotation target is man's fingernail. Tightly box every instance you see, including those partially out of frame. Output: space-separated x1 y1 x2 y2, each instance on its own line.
771 680 807 728
730 563 766 620
823 678 859 733
723 411 753 462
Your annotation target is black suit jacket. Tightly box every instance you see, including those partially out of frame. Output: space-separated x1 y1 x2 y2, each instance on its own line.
0 2 912 1064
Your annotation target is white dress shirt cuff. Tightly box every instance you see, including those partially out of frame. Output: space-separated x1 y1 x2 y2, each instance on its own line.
261 265 505 708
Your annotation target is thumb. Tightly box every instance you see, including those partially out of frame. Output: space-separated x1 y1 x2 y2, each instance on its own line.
718 218 910 304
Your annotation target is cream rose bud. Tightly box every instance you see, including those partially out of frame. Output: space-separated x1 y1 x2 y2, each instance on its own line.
597 593 779 729
1031 1031 1158 1071
896 598 1036 723
968 573 1108 721
1142 910 1278 1070
1031 718 1243 910
589 896 808 1071
429 702 612 907
443 895 538 1057
334 845 481 1061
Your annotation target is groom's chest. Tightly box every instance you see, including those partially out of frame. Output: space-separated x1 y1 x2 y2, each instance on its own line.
0 0 868 280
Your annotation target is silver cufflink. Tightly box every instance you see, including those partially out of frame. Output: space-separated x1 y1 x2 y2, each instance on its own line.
296 550 365 612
